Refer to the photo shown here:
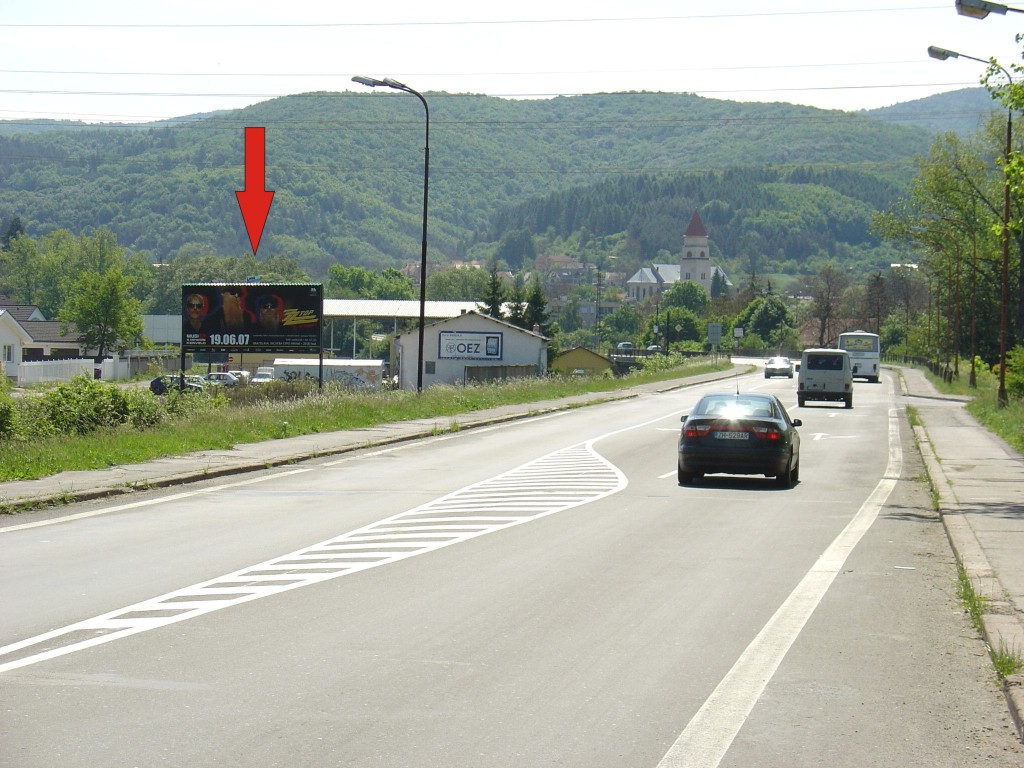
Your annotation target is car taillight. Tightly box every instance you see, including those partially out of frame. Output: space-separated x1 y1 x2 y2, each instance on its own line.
685 425 712 438
751 426 781 441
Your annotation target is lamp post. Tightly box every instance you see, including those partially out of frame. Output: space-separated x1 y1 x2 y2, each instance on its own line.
928 46 1013 406
353 75 430 393
955 0 1024 19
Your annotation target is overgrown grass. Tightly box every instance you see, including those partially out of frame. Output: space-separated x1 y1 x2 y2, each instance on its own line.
0 356 732 483
956 562 1024 680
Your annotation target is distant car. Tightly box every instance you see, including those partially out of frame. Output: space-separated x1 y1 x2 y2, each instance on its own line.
646 344 664 353
764 356 794 379
616 342 635 351
250 369 275 384
678 392 802 488
228 370 251 384
203 371 239 387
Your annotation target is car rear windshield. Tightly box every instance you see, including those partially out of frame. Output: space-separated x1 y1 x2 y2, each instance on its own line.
806 354 844 370
697 398 775 418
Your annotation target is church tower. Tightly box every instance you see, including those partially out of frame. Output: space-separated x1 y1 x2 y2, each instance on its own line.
680 209 712 291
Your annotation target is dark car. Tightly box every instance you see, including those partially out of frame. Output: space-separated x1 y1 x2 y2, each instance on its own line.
764 356 794 379
150 375 202 394
678 392 802 487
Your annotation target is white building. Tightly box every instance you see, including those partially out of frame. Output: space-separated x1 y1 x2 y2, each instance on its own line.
393 310 548 390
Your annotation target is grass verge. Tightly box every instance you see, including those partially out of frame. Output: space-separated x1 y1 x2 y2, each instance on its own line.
957 562 1024 680
0 356 733 484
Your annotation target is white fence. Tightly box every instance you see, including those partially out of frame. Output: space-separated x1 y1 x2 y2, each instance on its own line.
16 359 95 386
15 357 130 386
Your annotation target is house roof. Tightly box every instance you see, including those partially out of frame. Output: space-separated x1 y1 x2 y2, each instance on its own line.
0 304 47 322
20 320 82 345
0 310 33 344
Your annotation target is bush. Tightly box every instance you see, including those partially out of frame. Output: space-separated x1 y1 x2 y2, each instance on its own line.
0 391 15 438
41 375 131 435
1006 345 1024 399
123 386 168 429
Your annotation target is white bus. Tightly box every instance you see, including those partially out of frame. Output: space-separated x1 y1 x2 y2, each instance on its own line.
837 330 880 383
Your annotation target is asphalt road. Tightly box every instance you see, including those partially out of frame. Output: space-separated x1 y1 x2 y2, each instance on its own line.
2 370 1021 767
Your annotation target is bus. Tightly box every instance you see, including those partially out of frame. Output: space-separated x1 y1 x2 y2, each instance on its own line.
837 330 880 383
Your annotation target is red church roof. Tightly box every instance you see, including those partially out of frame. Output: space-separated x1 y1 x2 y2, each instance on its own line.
685 210 707 237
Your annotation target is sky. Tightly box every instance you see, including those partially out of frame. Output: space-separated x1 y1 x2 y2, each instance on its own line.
1 0 1023 124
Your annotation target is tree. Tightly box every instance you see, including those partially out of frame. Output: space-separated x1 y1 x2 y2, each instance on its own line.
506 274 527 328
557 296 583 333
426 266 490 301
482 262 504 319
710 270 727 299
662 281 710 315
1 215 24 250
523 275 550 332
58 268 144 358
496 228 536 271
809 263 851 347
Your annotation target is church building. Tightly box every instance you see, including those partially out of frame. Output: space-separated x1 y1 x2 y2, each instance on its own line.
625 210 731 302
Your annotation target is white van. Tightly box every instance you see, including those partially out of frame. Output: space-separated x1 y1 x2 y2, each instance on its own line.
797 348 854 409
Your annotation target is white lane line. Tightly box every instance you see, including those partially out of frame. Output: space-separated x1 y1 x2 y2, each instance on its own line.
655 395 902 768
0 438 627 674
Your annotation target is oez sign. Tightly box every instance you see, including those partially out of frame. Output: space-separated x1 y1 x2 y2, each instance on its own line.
438 331 503 360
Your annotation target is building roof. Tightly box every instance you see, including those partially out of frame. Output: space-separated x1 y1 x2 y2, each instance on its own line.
0 304 47 322
685 209 707 238
323 299 481 320
396 310 547 341
626 267 669 285
21 320 82 345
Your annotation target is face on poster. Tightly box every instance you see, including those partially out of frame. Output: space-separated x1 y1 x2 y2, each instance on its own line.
182 283 322 352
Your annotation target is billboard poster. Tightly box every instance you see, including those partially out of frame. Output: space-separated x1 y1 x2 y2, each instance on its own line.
182 283 322 353
438 331 503 360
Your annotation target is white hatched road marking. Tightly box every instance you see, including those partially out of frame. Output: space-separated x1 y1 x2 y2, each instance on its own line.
0 441 627 673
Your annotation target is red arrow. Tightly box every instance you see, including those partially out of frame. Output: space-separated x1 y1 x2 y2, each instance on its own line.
235 127 274 255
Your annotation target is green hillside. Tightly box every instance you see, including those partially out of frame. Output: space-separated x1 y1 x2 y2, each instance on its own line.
0 91 938 278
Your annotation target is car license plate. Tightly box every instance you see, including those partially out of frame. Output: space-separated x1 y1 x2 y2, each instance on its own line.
714 431 749 440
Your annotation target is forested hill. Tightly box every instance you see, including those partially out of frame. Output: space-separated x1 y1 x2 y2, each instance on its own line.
489 165 909 280
0 91 938 276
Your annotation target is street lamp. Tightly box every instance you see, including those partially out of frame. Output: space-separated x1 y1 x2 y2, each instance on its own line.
928 46 1013 406
352 75 430 393
955 0 1024 19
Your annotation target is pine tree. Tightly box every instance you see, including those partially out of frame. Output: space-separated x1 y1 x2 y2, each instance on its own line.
482 262 504 319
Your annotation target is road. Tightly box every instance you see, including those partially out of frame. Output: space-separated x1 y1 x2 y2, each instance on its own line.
2 369 1021 767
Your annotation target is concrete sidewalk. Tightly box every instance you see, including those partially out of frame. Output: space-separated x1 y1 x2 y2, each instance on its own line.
1 364 1022 741
894 365 1024 742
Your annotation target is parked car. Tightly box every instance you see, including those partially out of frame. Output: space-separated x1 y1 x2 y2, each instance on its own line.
203 371 239 387
764 356 794 379
250 366 275 384
678 392 802 488
228 370 251 384
150 374 203 394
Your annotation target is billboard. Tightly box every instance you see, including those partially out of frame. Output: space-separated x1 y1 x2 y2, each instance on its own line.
181 283 322 353
438 331 503 360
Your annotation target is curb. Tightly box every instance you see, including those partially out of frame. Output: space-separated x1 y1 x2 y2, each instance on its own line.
913 422 1024 744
